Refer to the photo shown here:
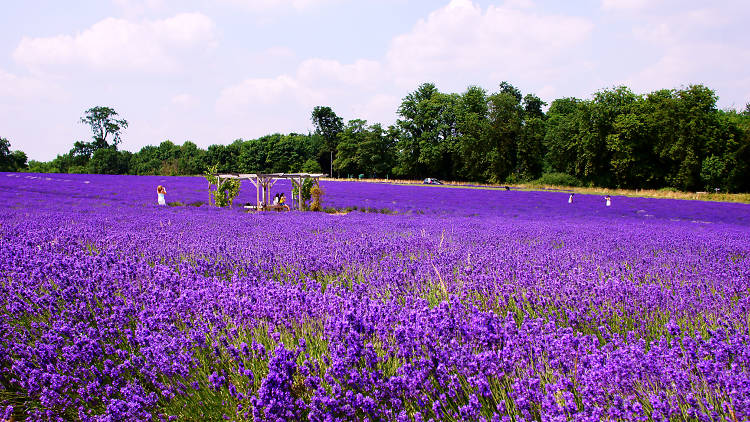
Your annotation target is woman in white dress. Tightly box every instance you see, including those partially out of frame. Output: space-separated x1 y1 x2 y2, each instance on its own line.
157 185 167 206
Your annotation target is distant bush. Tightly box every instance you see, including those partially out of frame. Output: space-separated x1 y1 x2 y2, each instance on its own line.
167 201 184 207
504 173 529 185
532 173 582 187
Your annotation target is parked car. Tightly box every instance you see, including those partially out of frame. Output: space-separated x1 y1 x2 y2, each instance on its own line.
423 178 443 185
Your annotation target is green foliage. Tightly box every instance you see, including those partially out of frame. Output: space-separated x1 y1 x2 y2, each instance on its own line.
68 165 88 174
292 178 315 210
486 84 524 182
301 158 322 173
19 83 750 193
309 184 323 211
26 160 58 173
394 83 462 179
87 148 131 175
312 106 344 175
0 137 28 172
334 120 395 178
302 179 314 203
532 172 582 187
80 106 128 149
203 165 241 208
700 155 726 191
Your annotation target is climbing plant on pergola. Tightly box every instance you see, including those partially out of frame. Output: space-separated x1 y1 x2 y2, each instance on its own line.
213 173 326 210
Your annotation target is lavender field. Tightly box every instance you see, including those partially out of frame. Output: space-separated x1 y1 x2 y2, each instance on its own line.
1 173 749 421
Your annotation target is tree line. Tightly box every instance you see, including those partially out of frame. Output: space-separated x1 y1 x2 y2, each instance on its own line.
4 82 750 192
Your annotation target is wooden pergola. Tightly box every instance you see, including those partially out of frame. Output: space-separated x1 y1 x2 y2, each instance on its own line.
214 173 326 211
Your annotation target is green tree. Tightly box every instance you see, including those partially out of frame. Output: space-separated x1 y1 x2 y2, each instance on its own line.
649 85 722 190
581 86 639 186
130 145 161 175
455 86 490 182
1 137 28 172
516 94 547 180
333 120 365 176
156 140 181 175
333 120 394 177
203 165 240 207
544 98 581 176
178 141 206 175
88 149 131 175
311 106 343 177
523 93 546 120
80 106 128 150
302 158 322 173
238 138 269 173
700 155 726 191
27 160 59 173
394 83 459 179
516 117 546 181
486 84 523 182
205 142 241 173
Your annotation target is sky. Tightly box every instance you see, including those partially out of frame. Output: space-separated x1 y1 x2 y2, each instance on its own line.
1 0 749 161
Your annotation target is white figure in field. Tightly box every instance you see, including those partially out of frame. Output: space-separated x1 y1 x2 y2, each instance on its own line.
157 185 166 206
568 193 574 204
605 195 611 207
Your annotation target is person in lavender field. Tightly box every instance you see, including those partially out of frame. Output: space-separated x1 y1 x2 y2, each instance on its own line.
157 185 167 206
568 193 574 203
273 193 280 205
279 192 289 211
605 195 611 207
279 192 290 211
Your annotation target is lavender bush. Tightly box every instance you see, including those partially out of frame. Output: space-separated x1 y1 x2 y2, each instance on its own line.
1 173 749 421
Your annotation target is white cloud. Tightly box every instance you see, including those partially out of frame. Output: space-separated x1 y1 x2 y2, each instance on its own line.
0 68 63 101
623 43 750 101
13 13 216 73
601 0 657 11
170 93 198 108
220 0 339 12
112 0 167 17
218 75 300 108
217 58 383 111
215 0 596 134
264 46 296 59
613 2 750 108
385 0 594 88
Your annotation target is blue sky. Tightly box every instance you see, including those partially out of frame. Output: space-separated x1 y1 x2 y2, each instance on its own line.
2 0 749 161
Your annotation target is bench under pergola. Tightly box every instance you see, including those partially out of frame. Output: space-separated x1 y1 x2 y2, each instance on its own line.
214 173 326 211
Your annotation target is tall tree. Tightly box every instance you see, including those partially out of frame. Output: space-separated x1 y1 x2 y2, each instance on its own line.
456 86 490 181
523 93 546 120
544 97 582 176
517 117 546 180
395 83 459 179
311 106 344 177
334 121 395 178
486 83 524 182
80 106 129 150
